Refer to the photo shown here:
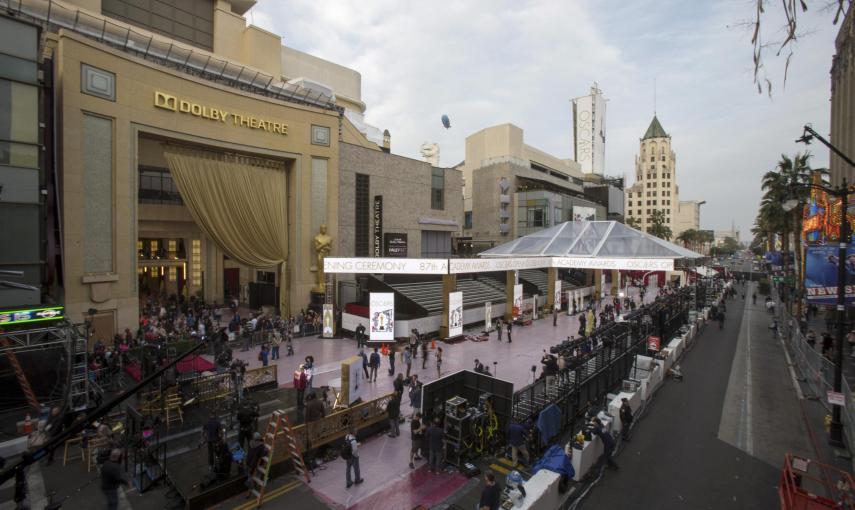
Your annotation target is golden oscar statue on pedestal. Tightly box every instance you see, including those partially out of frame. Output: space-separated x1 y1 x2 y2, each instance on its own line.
313 225 332 293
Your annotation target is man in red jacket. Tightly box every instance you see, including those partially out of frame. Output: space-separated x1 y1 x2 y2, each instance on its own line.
293 364 308 411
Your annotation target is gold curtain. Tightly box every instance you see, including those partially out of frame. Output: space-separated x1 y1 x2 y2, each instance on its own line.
163 146 289 311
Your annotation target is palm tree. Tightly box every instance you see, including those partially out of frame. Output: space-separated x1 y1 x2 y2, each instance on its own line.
676 229 698 251
647 209 673 240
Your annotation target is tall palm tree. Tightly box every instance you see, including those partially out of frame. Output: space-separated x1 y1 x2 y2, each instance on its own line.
676 229 698 251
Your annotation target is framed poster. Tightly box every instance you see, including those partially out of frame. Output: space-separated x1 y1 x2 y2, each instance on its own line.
322 304 334 338
532 295 539 319
485 301 492 330
554 280 562 311
384 233 408 257
340 356 366 405
448 291 463 337
369 292 394 341
512 284 523 318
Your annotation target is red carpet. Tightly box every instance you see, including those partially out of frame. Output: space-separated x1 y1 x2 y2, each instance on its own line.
123 355 216 382
348 467 469 510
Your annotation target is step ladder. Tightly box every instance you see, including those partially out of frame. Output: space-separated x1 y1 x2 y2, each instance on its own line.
249 411 309 507
0 338 40 412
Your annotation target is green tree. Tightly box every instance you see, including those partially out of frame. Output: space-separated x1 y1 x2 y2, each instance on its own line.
676 228 699 252
625 217 642 230
646 209 673 240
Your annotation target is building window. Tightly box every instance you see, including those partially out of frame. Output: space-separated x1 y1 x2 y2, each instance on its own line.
528 208 545 227
653 200 657 205
421 230 451 258
355 173 370 256
628 201 632 206
138 166 184 205
637 210 641 215
650 156 654 162
650 165 655 170
464 211 472 229
431 167 444 210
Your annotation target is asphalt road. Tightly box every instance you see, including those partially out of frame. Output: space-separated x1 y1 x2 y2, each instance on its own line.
577 283 811 509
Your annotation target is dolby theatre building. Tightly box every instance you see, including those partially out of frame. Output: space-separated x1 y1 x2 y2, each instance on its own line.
3 0 383 341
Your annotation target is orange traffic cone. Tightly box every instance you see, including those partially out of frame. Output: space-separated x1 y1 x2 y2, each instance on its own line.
431 339 436 350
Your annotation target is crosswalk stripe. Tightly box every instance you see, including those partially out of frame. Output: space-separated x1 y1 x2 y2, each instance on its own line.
489 463 510 475
232 480 301 510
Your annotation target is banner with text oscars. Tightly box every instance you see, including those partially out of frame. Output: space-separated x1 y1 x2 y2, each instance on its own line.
554 280 562 311
485 301 492 330
512 284 523 318
448 291 463 337
369 292 395 341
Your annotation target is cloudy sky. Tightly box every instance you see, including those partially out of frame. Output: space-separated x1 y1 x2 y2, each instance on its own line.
249 0 839 239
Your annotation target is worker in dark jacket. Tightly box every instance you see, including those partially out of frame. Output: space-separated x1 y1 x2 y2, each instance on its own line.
244 432 266 490
387 394 401 437
101 449 128 510
619 398 634 441
306 392 326 422
591 417 617 469
425 418 444 474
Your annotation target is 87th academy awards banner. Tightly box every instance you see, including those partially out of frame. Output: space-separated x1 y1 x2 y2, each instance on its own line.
485 301 492 330
369 292 395 341
805 245 855 305
554 280 562 311
322 304 334 338
448 291 463 337
512 284 523 317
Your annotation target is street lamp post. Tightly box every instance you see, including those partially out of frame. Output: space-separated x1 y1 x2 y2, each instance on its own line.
794 124 855 447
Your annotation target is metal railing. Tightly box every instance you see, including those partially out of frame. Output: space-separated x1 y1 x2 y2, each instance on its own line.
777 308 855 452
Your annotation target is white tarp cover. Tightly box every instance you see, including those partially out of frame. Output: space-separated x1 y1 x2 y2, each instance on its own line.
479 221 702 260
692 266 718 277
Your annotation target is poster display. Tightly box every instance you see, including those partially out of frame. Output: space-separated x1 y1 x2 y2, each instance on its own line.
369 292 395 341
512 284 523 318
485 301 492 330
448 291 463 337
322 304 334 338
554 280 562 311
533 295 539 319
340 355 366 405
805 245 855 304
384 233 408 257
572 206 597 221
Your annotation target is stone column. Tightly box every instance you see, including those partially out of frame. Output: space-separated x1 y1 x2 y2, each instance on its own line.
594 269 603 301
204 238 225 304
504 270 516 321
439 273 457 338
547 267 557 311
610 270 620 296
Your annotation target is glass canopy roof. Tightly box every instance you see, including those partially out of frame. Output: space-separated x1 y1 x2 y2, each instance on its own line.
479 221 702 259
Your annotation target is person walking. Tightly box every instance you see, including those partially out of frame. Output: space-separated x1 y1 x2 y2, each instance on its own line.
591 417 618 469
293 365 308 412
425 418 444 473
343 433 364 488
404 347 413 378
355 323 367 348
478 470 502 510
409 329 419 359
619 398 634 441
506 320 513 343
259 344 270 367
409 412 425 469
44 406 64 465
369 347 381 382
496 320 503 341
271 329 281 360
409 378 422 418
506 421 530 467
101 449 128 510
359 348 370 378
435 347 443 378
388 345 396 375
393 373 405 397
387 393 401 437
421 340 429 369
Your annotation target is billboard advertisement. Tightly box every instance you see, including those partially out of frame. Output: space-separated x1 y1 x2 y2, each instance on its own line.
485 301 492 330
369 292 394 341
573 95 594 174
512 284 523 318
805 245 855 304
572 206 597 221
322 304 334 338
554 280 562 311
448 291 463 337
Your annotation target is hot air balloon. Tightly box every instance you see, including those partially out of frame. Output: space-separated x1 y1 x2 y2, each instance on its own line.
441 114 451 129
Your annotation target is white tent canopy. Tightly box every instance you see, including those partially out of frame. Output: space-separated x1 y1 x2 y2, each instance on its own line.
479 221 703 260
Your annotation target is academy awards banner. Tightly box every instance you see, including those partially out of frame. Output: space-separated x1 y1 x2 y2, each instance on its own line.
512 284 523 318
554 280 562 311
448 291 463 337
322 304 334 338
485 301 492 330
369 292 394 341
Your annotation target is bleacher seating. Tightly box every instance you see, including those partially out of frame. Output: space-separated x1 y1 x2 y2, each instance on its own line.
519 269 548 295
387 277 506 316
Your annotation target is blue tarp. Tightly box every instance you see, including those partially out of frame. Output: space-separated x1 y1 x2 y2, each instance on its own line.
537 403 562 445
531 444 575 479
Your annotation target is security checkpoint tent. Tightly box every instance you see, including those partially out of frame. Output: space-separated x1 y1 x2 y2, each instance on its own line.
478 221 702 260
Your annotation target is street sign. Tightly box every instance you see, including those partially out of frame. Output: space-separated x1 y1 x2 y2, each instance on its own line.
828 390 846 407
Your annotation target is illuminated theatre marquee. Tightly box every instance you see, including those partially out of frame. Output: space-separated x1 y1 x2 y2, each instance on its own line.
154 91 289 135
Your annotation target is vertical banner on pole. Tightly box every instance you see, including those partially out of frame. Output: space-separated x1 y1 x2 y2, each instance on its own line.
448 291 463 337
513 284 523 318
322 304 334 338
554 281 562 311
533 295 539 319
485 301 492 330
369 292 394 341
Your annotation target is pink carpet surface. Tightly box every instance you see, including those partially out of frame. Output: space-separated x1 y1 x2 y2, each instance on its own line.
122 355 216 382
346 466 469 510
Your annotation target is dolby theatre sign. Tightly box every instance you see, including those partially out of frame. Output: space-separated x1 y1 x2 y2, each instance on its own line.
154 91 289 135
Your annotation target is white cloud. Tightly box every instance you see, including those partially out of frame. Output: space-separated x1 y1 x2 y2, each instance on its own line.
250 0 839 239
